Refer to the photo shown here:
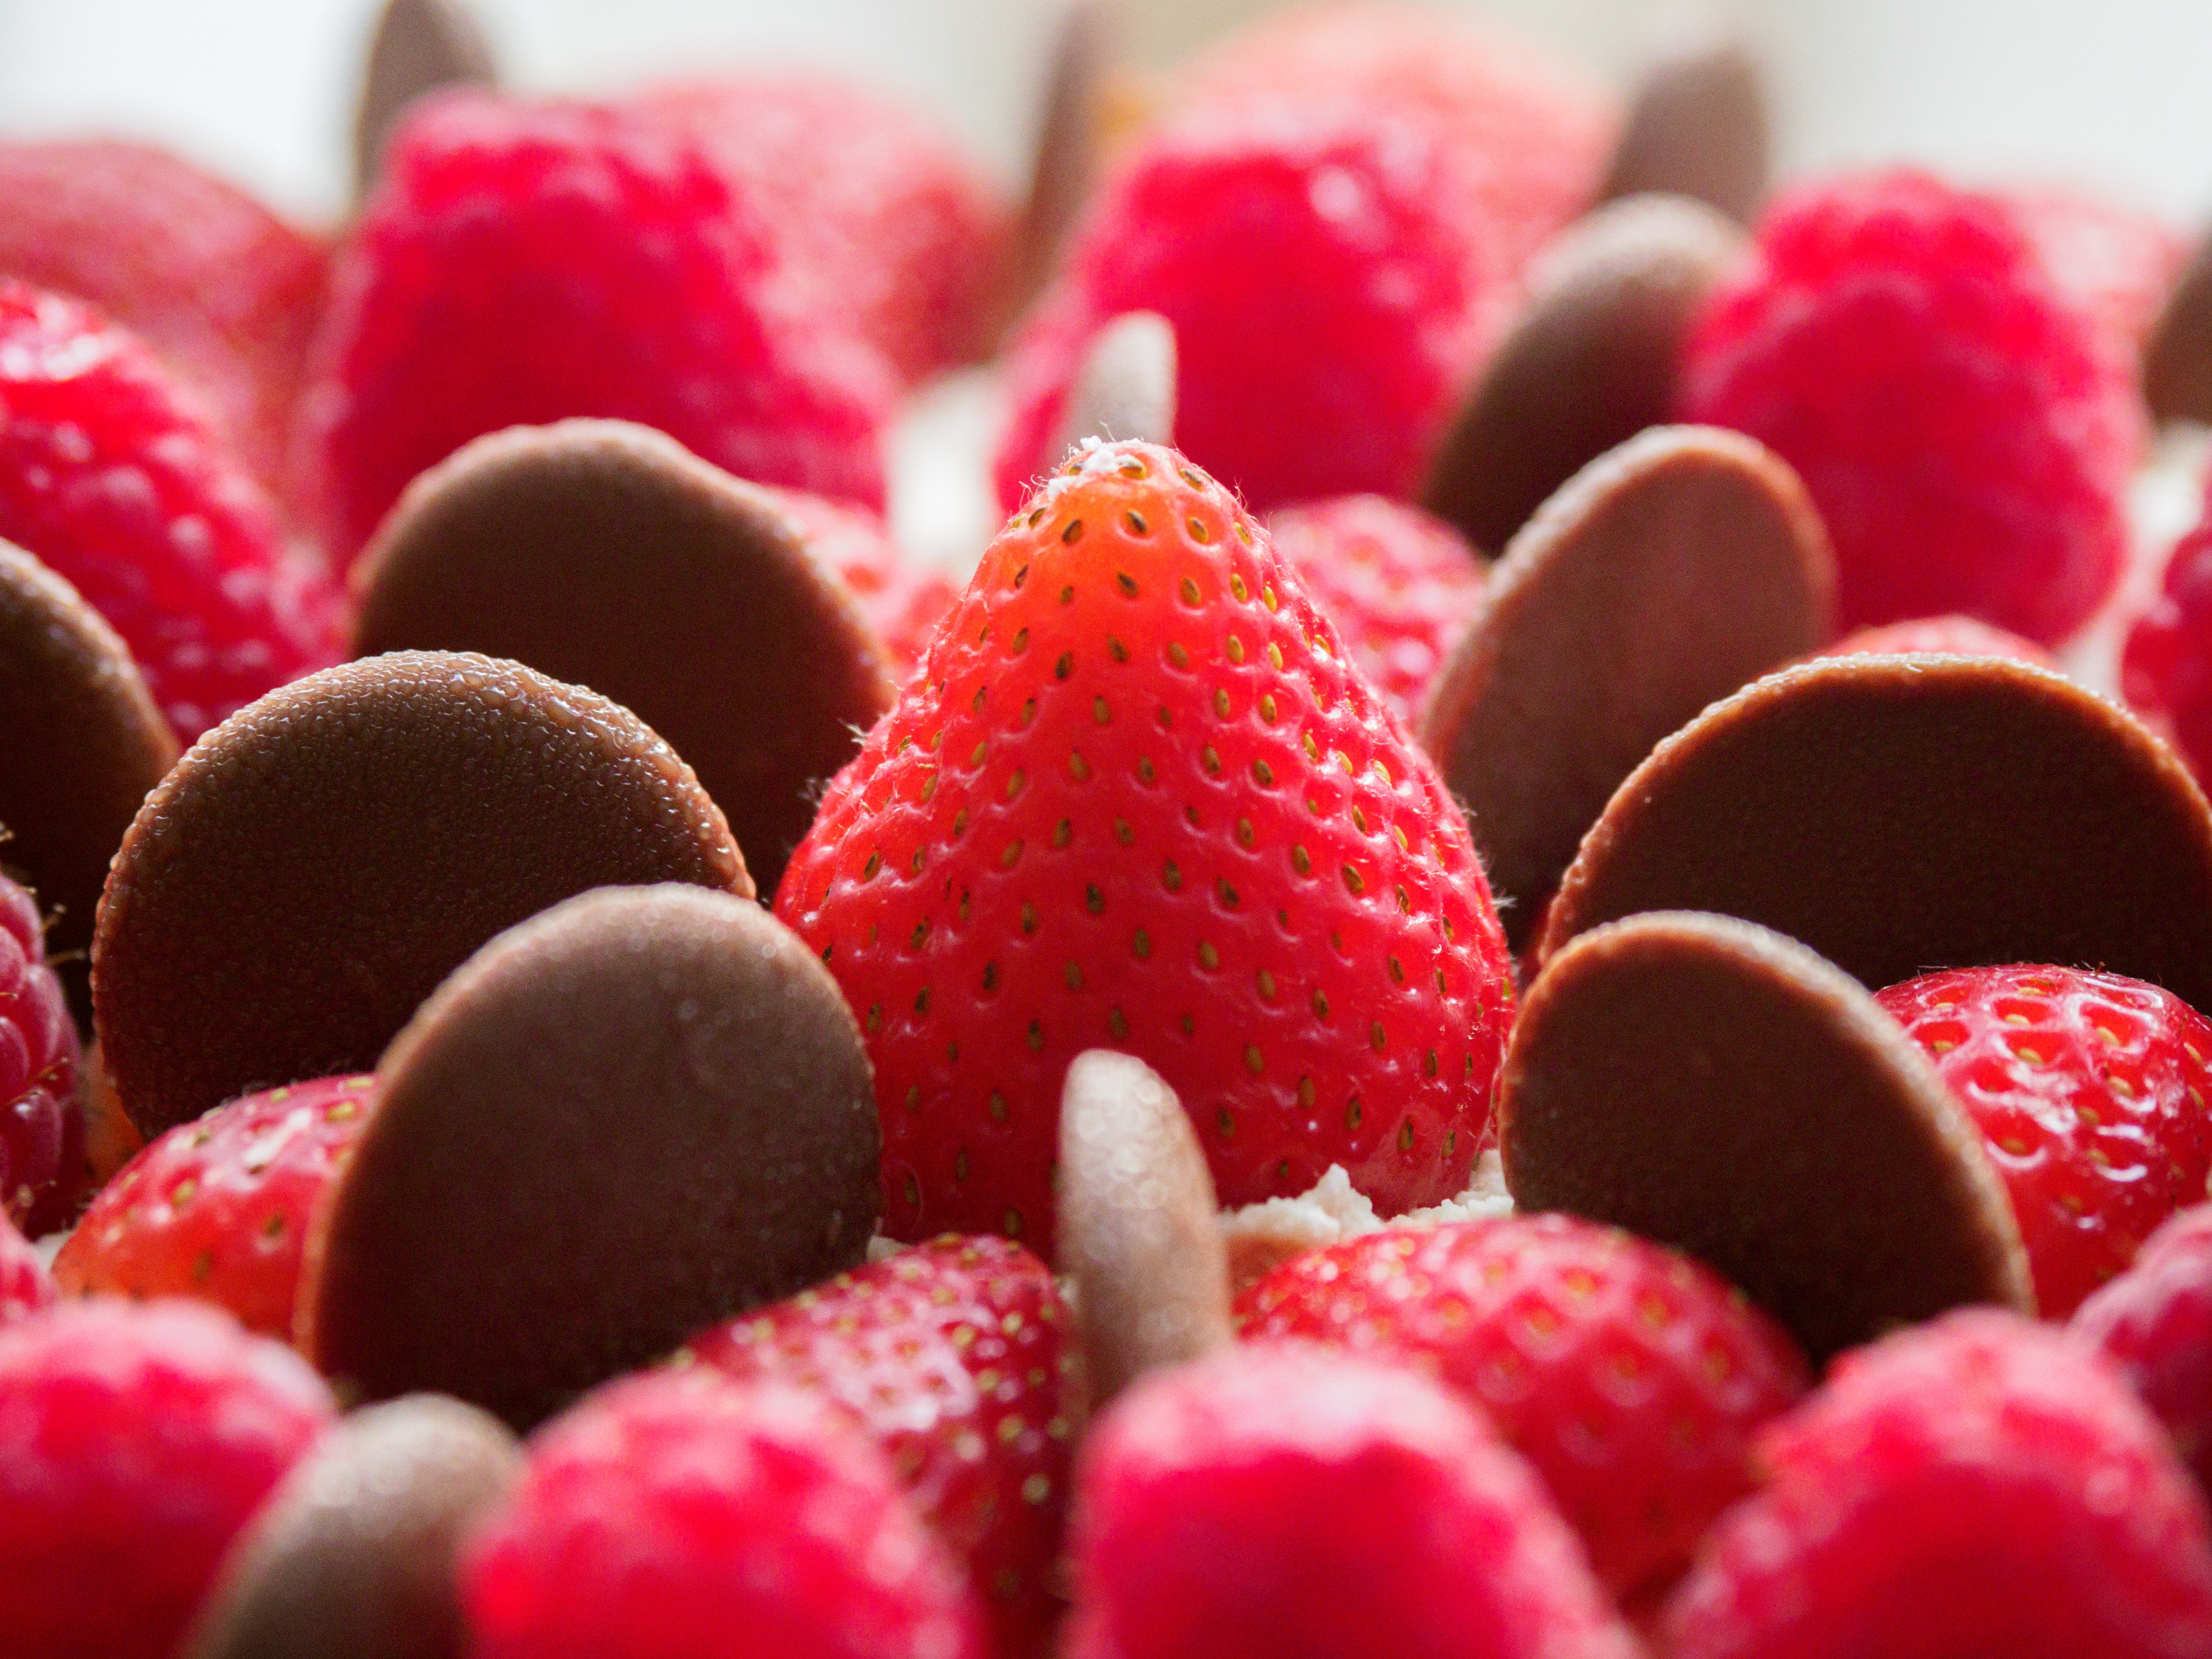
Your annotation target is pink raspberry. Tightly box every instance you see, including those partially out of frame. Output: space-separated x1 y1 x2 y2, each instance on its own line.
2073 1203 2212 1493
2122 512 2212 780
1681 169 2141 646
303 91 894 569
759 485 955 682
0 1210 54 1321
0 280 340 740
0 871 83 1238
1663 1310 2212 1659
0 1298 334 1659
462 1371 987 1659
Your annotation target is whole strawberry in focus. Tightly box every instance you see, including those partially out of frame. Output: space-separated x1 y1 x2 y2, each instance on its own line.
2073 1203 2212 1492
0 1209 54 1321
1064 1343 1640 1659
1682 169 2140 645
462 1371 986 1659
2123 510 2212 781
0 139 327 499
1266 496 1486 727
1236 1214 1809 1598
763 485 957 682
1877 965 2212 1317
682 1235 1079 1658
54 1073 378 1341
776 442 1517 1253
0 870 83 1238
303 91 894 568
1663 1311 2212 1659
0 280 339 739
0 1298 335 1659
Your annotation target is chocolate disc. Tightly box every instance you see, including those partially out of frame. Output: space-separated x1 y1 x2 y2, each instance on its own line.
355 0 496 191
0 542 175 1025
1598 29 1769 224
94 651 748 1138
1419 426 1833 949
350 420 894 895
1502 911 2030 1362
1422 197 1746 554
1057 1050 1231 1406
2146 225 2212 425
300 883 880 1430
995 0 1115 338
1049 311 1178 460
1539 655 2212 1011
183 1394 520 1659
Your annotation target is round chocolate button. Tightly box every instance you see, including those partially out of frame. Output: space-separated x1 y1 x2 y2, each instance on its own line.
1597 29 1769 224
355 0 496 191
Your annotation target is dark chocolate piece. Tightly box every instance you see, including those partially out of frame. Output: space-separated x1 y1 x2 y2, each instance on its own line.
94 650 747 1138
1057 1050 1231 1405
0 543 175 1026
1049 311 1177 460
995 0 1114 338
1539 655 2212 1011
2146 225 2212 425
355 0 497 192
1422 197 1746 555
300 883 880 1431
183 1394 520 1659
350 420 894 896
1502 910 2031 1363
1419 426 1832 950
1598 30 1770 224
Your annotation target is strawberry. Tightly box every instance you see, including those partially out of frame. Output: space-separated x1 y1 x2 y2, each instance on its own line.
1662 1310 2212 1659
2073 1202 2212 1492
1876 965 2212 1317
1813 613 2056 667
0 869 83 1238
1063 1342 1642 1659
774 440 1518 1254
680 1235 1080 1658
1235 1214 1810 1599
53 1074 378 1342
1265 495 1486 727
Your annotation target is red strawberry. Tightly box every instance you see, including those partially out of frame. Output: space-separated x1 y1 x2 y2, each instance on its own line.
1064 1342 1641 1659
1266 495 1486 727
1662 1310 2212 1659
1235 1214 1810 1598
640 75 1010 384
0 1209 54 1322
774 440 1518 1253
1682 168 2140 645
1814 613 2057 667
305 90 894 568
2123 509 2212 780
0 1298 335 1659
1876 965 2212 1317
462 1371 987 1659
0 280 341 740
2073 1202 2212 1492
53 1074 378 1342
680 1235 1078 1658
0 869 83 1238
763 484 958 682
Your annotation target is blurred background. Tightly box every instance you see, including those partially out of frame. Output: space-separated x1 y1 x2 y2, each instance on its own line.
0 0 2206 228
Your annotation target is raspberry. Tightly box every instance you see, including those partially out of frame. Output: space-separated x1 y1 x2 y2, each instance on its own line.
760 485 955 681
2002 183 2184 355
0 1210 54 1321
2073 1204 2212 1493
55 1074 379 1340
461 1371 986 1659
1681 169 2140 645
0 870 83 1237
1663 1311 2212 1659
0 280 340 739
302 91 894 568
1266 495 1485 726
0 1298 335 1659
2122 512 2212 780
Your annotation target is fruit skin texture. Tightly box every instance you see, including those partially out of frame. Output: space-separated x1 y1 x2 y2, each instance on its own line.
54 1073 378 1342
1064 1342 1640 1659
0 870 84 1238
461 1371 986 1659
2122 513 2212 782
681 1235 1080 1659
1235 1214 1809 1599
1813 613 2056 667
0 1297 335 1659
1681 168 2140 646
1266 495 1486 728
2073 1203 2212 1493
1876 964 2212 1318
303 91 893 568
1662 1310 2212 1659
2000 183 2184 356
775 441 1517 1255
0 138 328 500
762 484 957 682
0 279 340 740
0 1209 54 1321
